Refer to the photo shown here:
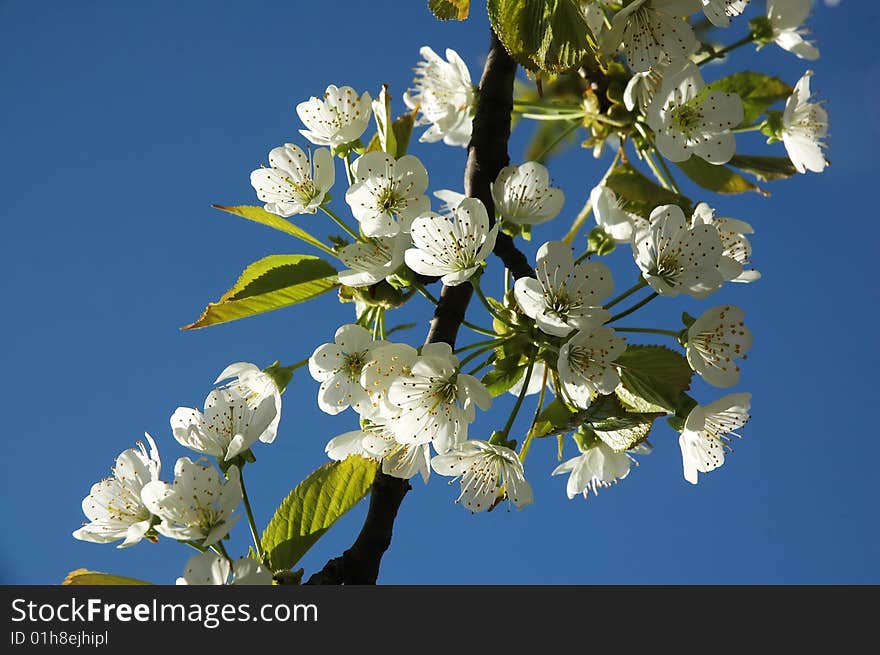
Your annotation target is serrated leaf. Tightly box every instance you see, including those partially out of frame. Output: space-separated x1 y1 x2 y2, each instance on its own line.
212 205 332 253
675 157 767 196
592 415 657 452
616 384 669 414
605 164 692 217
261 456 378 571
428 0 470 20
63 569 153 585
184 254 338 329
615 345 693 414
488 0 593 73
729 154 798 181
700 72 792 125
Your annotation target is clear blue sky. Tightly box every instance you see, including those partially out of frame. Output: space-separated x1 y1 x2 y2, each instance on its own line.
1 1 876 584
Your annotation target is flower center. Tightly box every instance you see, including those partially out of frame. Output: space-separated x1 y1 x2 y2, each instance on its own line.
283 176 320 204
377 186 405 213
671 103 703 137
342 351 369 382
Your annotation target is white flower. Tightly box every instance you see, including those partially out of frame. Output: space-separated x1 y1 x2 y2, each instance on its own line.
602 0 700 73
215 362 282 444
170 386 278 462
552 441 636 500
690 202 759 282
686 305 752 388
404 46 475 147
308 324 381 415
404 198 498 286
338 234 409 287
361 419 432 483
491 162 565 226
325 429 376 462
679 393 751 484
767 0 819 60
433 189 466 216
647 60 743 164
514 240 613 337
176 552 273 586
590 184 648 243
73 433 161 548
431 440 533 512
700 0 749 28
250 144 334 217
558 327 627 409
388 342 491 454
359 342 419 420
633 204 724 298
583 0 609 39
141 458 241 546
781 70 828 174
623 63 666 114
296 85 372 149
345 152 431 237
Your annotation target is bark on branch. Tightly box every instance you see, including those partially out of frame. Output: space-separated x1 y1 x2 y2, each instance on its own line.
307 29 521 585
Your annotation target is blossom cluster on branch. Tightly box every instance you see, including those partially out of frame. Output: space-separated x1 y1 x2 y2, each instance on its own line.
71 0 829 585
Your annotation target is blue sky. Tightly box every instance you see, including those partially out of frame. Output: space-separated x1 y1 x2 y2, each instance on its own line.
1 1 876 584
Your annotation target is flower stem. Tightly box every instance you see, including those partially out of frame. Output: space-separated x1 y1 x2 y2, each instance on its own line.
466 353 496 376
238 466 264 561
212 540 233 563
320 205 361 242
343 152 356 186
458 342 507 370
698 34 755 65
415 280 493 334
732 122 765 133
656 152 681 194
471 278 515 327
520 363 549 463
183 540 207 553
605 278 647 309
500 356 535 439
562 147 622 245
643 148 675 191
531 120 581 162
608 292 659 323
454 336 508 355
614 327 681 337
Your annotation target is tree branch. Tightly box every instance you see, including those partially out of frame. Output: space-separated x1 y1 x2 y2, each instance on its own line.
306 29 520 585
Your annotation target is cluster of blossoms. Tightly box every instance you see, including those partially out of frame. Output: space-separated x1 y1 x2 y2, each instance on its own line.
73 363 279 584
73 0 830 584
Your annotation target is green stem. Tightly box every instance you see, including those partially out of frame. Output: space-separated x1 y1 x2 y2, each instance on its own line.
562 147 622 245
454 336 508 355
500 356 536 439
238 466 264 560
520 363 549 463
471 278 515 327
183 540 207 553
698 34 755 65
605 278 647 309
343 152 355 186
466 353 496 377
458 342 507 370
212 540 233 563
656 153 681 194
462 321 498 337
614 327 681 337
732 122 765 133
532 120 580 162
412 281 438 305
643 148 674 191
608 292 659 323
320 205 361 241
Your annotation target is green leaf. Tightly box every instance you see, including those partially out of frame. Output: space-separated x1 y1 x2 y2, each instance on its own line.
532 398 577 438
428 0 470 20
184 255 338 329
605 164 692 217
615 345 693 414
261 456 378 571
700 71 792 125
481 363 525 397
212 205 332 254
616 384 669 414
675 157 767 196
62 569 153 585
591 415 657 452
729 154 798 181
488 0 593 73
366 109 417 159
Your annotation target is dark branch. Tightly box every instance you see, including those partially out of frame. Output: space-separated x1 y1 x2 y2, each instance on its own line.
306 29 520 585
